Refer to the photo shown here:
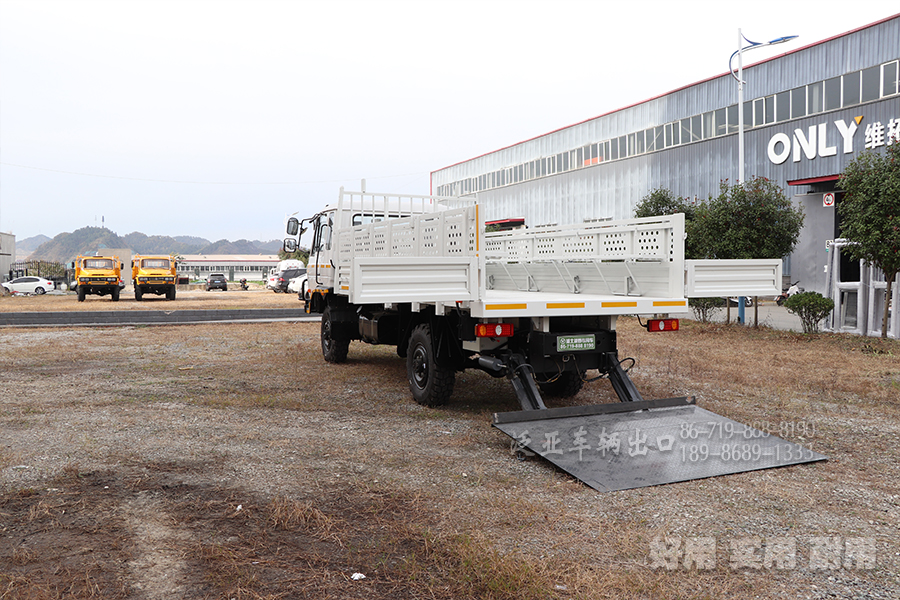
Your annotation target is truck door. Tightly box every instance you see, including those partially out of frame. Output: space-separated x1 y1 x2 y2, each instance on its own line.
310 212 335 290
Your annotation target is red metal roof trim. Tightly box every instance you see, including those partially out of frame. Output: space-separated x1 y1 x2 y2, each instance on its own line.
788 175 840 186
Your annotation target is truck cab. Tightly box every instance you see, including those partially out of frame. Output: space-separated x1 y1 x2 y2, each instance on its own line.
132 255 177 300
73 255 124 302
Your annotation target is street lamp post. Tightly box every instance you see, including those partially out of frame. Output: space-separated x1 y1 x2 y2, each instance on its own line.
728 30 797 324
729 30 798 184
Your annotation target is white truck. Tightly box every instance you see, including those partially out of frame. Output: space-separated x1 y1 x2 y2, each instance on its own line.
283 188 821 491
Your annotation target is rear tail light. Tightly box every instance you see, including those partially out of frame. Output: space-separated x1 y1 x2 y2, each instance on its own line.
475 323 514 338
645 318 679 332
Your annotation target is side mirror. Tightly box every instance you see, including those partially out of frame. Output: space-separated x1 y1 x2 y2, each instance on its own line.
286 217 299 236
283 238 298 253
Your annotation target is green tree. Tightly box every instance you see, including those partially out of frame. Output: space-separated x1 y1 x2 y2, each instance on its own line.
784 291 835 334
837 142 900 338
692 177 804 260
278 247 309 265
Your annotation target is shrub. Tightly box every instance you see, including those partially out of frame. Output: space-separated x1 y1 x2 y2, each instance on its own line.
783 291 835 334
689 297 725 323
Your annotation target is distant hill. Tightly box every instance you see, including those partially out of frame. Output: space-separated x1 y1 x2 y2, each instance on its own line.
31 227 129 263
197 239 270 255
123 232 211 256
29 227 280 263
16 234 51 254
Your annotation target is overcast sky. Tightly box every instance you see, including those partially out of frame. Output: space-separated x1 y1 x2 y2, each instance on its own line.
1 0 897 243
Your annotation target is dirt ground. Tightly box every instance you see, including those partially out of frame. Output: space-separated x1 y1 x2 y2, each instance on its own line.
1 292 899 599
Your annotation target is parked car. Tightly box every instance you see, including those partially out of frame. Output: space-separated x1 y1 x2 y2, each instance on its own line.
2 276 55 295
287 272 309 299
271 268 306 293
266 270 279 291
205 273 228 291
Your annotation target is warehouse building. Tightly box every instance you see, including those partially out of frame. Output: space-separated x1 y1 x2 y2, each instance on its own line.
176 254 280 281
431 13 899 337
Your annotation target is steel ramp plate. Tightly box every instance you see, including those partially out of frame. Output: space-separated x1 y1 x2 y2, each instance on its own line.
492 398 827 493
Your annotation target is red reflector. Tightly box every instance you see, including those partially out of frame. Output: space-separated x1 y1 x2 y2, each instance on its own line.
646 318 679 332
475 323 514 338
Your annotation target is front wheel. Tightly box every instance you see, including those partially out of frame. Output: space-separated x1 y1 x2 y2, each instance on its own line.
166 286 176 300
321 305 350 363
135 286 143 301
111 287 120 301
77 286 86 302
407 323 455 407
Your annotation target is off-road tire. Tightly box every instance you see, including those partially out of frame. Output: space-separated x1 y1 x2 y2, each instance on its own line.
135 286 143 301
111 287 120 302
77 286 86 302
166 286 176 300
407 323 455 407
537 371 584 398
321 304 350 363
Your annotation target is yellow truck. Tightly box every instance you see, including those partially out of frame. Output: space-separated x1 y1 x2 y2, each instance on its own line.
73 255 124 302
131 255 177 300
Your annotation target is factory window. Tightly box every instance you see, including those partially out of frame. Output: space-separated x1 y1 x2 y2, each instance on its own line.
644 128 655 152
714 108 727 136
653 126 663 149
884 61 898 96
690 115 701 142
666 122 679 147
790 86 806 119
609 138 619 160
631 132 643 155
824 76 841 110
775 90 790 122
843 70 861 106
725 104 738 134
752 98 764 126
742 101 752 129
764 95 775 124
702 111 714 139
680 117 691 143
617 136 627 159
808 81 824 114
861 65 881 102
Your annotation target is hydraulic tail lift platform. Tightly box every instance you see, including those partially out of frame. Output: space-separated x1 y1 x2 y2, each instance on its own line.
493 398 827 493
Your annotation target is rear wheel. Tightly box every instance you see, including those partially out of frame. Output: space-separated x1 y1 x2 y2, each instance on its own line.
321 304 350 363
34 287 46 295
537 371 584 398
407 323 454 407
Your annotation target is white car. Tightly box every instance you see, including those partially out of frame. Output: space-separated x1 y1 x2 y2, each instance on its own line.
288 273 310 299
2 276 55 295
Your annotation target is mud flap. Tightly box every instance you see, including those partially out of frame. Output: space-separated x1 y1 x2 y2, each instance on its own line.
493 398 827 492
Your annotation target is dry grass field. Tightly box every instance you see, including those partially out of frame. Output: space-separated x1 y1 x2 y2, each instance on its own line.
1 291 898 599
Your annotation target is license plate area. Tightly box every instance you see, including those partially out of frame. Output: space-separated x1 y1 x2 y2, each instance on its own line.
556 334 596 352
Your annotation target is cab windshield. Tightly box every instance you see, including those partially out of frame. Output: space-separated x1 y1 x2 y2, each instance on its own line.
141 259 170 269
84 259 115 270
